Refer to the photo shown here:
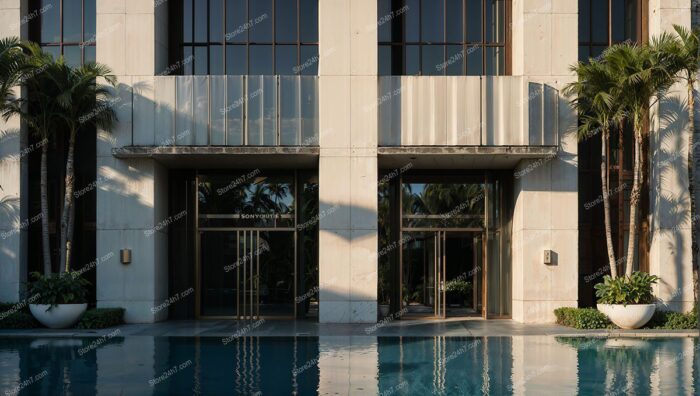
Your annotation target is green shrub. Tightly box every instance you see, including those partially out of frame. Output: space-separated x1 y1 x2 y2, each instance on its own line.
26 271 91 308
75 308 124 329
554 307 613 329
594 272 659 305
648 305 698 330
0 302 39 329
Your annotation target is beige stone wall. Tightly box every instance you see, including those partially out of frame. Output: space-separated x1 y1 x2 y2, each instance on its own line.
510 0 579 322
318 0 378 323
95 0 169 322
0 0 28 303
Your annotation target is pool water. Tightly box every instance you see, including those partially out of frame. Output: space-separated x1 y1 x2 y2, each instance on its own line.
0 336 697 395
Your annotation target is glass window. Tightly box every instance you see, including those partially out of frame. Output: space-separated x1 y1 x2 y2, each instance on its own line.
276 0 297 42
249 45 273 75
591 0 608 43
226 45 247 74
226 0 247 42
378 0 508 76
180 0 318 75
194 46 209 75
276 45 298 75
36 0 95 66
446 0 464 42
40 0 60 43
300 0 318 42
249 0 273 42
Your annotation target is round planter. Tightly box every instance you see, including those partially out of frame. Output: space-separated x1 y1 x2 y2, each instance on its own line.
379 304 390 318
597 303 656 329
29 303 87 329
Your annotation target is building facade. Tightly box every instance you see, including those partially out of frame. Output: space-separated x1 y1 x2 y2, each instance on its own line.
0 0 695 324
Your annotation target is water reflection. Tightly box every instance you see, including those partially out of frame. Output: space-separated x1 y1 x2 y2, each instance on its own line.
0 336 697 395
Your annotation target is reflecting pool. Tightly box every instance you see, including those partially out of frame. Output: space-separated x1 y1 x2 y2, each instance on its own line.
0 336 697 395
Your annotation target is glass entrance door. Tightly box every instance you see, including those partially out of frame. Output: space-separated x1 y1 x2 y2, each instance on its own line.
401 231 485 319
199 230 296 319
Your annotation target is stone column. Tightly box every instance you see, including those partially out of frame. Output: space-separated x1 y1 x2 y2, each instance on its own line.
318 0 378 323
510 1 579 322
648 0 696 313
95 0 169 322
0 0 28 303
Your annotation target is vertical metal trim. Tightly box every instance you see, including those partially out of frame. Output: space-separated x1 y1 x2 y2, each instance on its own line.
195 174 201 318
442 231 446 319
224 76 228 145
256 230 260 319
208 76 212 145
244 76 248 145
236 230 240 319
173 77 177 145
540 84 545 146
243 230 247 318
276 76 281 145
297 76 302 145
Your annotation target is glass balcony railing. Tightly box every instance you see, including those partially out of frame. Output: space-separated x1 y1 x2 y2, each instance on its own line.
135 75 319 147
377 76 560 147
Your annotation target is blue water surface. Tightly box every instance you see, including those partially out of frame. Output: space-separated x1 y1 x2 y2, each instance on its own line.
0 336 697 395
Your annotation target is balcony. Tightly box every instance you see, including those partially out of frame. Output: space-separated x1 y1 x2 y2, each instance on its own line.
125 75 318 146
377 76 560 147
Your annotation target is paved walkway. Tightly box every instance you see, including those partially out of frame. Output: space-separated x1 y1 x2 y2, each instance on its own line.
1 318 697 338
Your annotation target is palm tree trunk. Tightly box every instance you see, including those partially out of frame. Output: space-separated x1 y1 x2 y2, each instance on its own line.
60 129 77 273
66 196 75 273
626 118 643 277
40 143 51 275
688 83 699 304
601 128 618 278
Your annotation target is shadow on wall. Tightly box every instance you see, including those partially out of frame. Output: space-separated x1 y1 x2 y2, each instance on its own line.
652 95 692 305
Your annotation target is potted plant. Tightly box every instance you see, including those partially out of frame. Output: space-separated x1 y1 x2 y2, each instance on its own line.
445 280 472 307
27 272 90 328
595 272 659 329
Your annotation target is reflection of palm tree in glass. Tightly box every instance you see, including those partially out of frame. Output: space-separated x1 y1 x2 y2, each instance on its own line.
403 183 484 227
267 182 291 213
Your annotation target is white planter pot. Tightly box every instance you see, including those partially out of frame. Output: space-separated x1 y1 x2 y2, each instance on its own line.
597 303 656 329
29 303 87 329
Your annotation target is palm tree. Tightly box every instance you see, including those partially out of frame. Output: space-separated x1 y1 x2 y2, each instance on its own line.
1 43 64 275
0 37 25 115
54 63 118 273
605 43 675 277
658 25 700 303
565 59 625 278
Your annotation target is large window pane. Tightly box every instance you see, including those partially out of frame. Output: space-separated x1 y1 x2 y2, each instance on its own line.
194 46 209 75
210 45 224 75
249 45 273 74
446 0 463 42
445 45 464 76
226 44 247 74
421 0 444 43
63 45 81 67
84 46 96 63
378 45 393 76
194 0 208 42
84 0 96 41
183 0 193 42
404 0 420 42
249 0 273 42
276 0 297 42
276 45 298 75
377 0 393 42
299 0 318 42
183 46 194 74
421 45 443 76
405 45 420 75
41 0 60 43
466 46 482 75
579 0 590 42
210 0 224 42
485 0 505 43
299 45 319 75
63 0 82 42
485 47 504 75
591 0 608 43
226 0 247 42
466 0 482 43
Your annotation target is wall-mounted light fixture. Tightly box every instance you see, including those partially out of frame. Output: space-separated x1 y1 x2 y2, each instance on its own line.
543 250 553 265
120 249 132 265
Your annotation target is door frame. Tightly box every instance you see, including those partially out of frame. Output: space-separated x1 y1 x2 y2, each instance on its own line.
400 229 487 319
